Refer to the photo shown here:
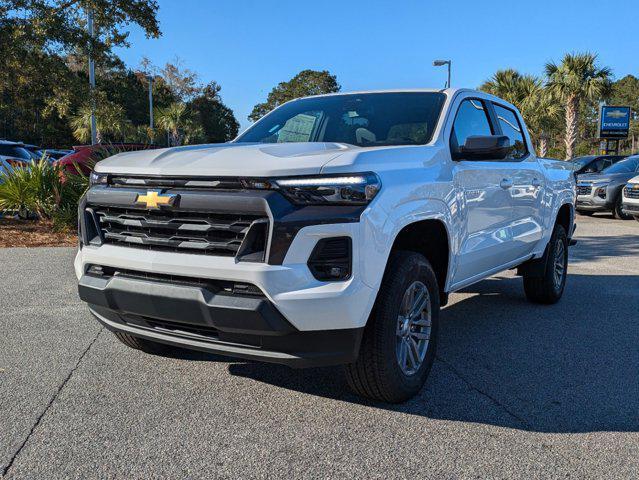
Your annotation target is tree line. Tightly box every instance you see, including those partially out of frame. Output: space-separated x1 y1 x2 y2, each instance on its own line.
0 1 239 147
480 53 639 159
1 2 637 159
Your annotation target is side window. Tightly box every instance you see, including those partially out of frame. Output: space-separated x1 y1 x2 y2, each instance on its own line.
493 104 528 159
450 99 493 154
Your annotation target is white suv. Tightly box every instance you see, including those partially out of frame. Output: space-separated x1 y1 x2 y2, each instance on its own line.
75 89 576 402
622 175 639 221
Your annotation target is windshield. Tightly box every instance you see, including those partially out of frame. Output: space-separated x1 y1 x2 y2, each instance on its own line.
236 92 446 147
602 156 639 174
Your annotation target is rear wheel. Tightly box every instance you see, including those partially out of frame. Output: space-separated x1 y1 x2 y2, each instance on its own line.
523 224 568 304
344 251 439 403
113 331 183 355
613 195 633 220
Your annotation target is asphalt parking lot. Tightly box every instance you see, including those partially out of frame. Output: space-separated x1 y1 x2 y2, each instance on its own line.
1 214 638 479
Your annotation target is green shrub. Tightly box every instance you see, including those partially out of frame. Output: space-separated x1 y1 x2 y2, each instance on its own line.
0 144 133 229
0 165 34 218
0 158 88 228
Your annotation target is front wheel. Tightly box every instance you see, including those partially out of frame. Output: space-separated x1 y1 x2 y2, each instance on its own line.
523 224 568 304
344 251 440 403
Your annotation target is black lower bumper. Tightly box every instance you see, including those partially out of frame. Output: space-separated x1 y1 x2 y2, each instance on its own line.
78 273 362 368
576 200 612 212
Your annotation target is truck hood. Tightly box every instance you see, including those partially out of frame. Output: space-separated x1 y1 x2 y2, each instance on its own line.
94 142 356 177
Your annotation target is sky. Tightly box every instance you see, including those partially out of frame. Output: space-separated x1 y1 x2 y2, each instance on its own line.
114 0 639 131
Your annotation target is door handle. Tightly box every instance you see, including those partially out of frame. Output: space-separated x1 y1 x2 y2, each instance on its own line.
500 178 513 189
532 178 542 188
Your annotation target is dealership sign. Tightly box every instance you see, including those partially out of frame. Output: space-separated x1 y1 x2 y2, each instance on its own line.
599 106 631 139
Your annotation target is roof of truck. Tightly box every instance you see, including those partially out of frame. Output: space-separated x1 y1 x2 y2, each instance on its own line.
301 88 469 98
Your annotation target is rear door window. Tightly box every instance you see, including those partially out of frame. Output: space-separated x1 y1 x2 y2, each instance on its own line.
493 104 528 159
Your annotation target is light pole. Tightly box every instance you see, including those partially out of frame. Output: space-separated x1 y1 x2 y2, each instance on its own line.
433 59 451 88
87 10 97 144
146 75 154 131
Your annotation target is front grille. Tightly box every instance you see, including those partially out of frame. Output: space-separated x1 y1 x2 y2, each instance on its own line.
624 186 639 199
577 185 592 196
92 206 267 257
623 204 639 212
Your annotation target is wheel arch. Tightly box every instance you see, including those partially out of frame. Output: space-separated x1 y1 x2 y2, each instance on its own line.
387 218 452 304
556 202 574 238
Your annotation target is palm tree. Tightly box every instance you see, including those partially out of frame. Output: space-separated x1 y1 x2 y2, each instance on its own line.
480 69 528 105
70 101 130 144
481 70 561 157
518 79 562 157
545 53 612 160
155 102 201 146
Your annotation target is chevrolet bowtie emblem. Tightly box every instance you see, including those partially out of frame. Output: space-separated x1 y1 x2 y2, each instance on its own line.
606 109 627 119
136 191 177 209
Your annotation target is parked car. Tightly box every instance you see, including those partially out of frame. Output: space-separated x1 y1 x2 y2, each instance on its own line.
21 143 73 162
75 89 576 403
55 143 157 175
622 174 639 222
576 155 639 219
39 149 73 160
0 140 37 172
569 155 626 175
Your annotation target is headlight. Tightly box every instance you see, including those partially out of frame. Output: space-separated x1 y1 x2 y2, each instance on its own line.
90 171 108 186
269 173 381 205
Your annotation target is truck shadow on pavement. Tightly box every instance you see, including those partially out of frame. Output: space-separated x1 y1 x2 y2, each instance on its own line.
222 272 639 434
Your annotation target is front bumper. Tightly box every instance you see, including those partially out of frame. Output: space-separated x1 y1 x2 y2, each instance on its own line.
79 271 364 368
622 200 639 217
576 193 612 211
75 183 381 366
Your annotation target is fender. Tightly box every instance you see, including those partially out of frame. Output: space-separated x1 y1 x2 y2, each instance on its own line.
358 197 455 291
533 190 575 258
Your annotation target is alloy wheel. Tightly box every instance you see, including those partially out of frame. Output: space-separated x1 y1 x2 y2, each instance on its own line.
395 281 432 376
553 238 566 288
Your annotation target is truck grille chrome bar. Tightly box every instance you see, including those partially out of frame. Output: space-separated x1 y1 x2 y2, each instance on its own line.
92 206 268 258
576 185 592 196
624 186 639 199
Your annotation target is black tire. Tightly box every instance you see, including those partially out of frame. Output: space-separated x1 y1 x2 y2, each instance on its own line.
523 224 568 304
113 331 182 355
576 210 594 216
344 251 440 403
613 195 633 220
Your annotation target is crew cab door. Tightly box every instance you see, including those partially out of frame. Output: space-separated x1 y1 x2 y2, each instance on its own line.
490 102 544 259
448 98 521 286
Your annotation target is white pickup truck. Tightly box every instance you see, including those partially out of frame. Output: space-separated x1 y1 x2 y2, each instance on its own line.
76 89 576 402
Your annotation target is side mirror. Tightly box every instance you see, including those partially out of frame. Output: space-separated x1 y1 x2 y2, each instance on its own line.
456 135 511 161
